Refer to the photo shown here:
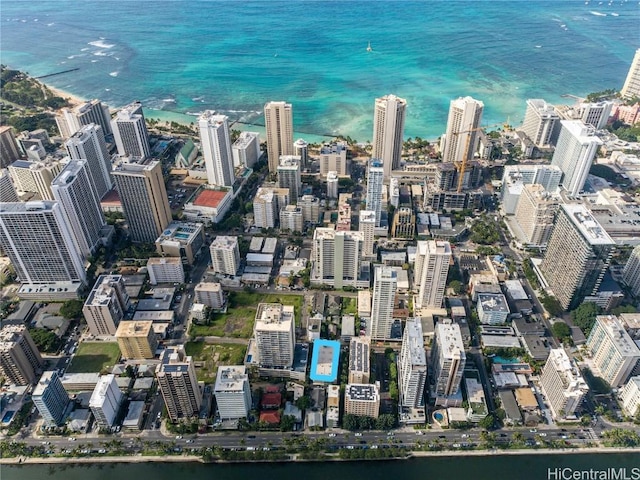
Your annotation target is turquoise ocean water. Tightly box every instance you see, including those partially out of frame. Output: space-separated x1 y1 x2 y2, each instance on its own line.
1 1 639 141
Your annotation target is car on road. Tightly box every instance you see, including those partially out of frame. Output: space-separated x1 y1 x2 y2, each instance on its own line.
355 433 362 437
539 433 547 437
328 433 336 437
68 437 76 441
461 434 469 438
415 431 424 435
186 440 193 443
176 435 183 439
529 429 537 433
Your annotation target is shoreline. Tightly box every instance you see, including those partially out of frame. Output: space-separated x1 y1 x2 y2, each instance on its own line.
2 446 639 466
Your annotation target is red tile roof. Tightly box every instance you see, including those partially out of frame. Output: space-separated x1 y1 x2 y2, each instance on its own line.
259 411 281 425
260 392 282 409
193 189 227 208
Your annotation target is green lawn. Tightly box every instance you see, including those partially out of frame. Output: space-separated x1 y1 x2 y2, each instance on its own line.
66 342 121 374
184 342 247 383
341 297 357 315
189 291 303 338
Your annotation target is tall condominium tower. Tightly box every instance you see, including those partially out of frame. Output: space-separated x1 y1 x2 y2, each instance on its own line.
521 99 560 148
587 315 640 387
501 164 563 194
83 274 130 336
293 138 309 168
414 240 451 309
551 120 602 196
311 228 364 289
252 187 290 229
209 236 240 276
65 123 113 200
253 303 295 368
264 101 293 173
198 111 235 187
112 160 171 243
442 96 484 165
580 101 613 130
348 337 371 384
0 324 44 386
623 245 640 298
513 184 558 247
111 102 150 160
0 201 86 284
32 371 69 426
0 169 18 202
365 159 384 227
7 159 63 200
116 321 158 360
431 320 466 406
359 210 376 258
370 266 397 341
319 142 348 176
156 346 202 421
0 126 21 168
277 155 302 200
326 171 339 199
372 94 407 179
621 48 640 100
89 374 124 427
541 204 614 311
56 99 112 140
51 160 107 257
540 349 589 420
398 318 427 408
213 366 252 420
232 131 261 169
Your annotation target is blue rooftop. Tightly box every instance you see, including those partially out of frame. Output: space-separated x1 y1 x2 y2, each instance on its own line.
309 339 340 383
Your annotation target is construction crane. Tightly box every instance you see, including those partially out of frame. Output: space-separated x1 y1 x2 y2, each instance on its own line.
453 122 505 193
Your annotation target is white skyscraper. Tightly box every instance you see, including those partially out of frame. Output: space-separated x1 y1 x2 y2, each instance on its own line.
89 374 124 427
326 171 339 199
366 159 384 227
580 101 613 130
277 155 302 200
198 111 235 187
65 123 113 200
359 210 376 258
7 159 63 201
209 236 240 276
51 160 107 258
398 318 427 408
442 96 484 165
264 101 293 173
83 274 129 337
414 240 451 309
111 102 150 160
551 120 602 196
253 187 290 229
56 99 112 140
521 99 560 148
370 266 397 341
213 366 252 421
293 138 309 168
431 320 466 406
623 245 640 298
372 94 407 179
232 131 261 168
621 48 640 100
540 349 589 420
311 228 364 289
254 304 295 369
0 201 86 285
513 184 558 247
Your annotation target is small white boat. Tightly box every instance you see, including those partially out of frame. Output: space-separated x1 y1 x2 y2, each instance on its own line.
366 41 372 52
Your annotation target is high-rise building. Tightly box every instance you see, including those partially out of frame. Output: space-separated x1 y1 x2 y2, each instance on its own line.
513 184 558 247
89 374 124 427
414 240 451 309
0 168 18 202
198 111 235 187
441 96 484 165
65 124 113 200
280 205 304 232
365 159 384 227
431 320 466 405
115 321 158 360
348 337 370 384
253 187 289 228
213 366 252 420
277 155 301 200
147 257 184 285
111 102 150 160
293 138 309 168
344 383 380 418
112 160 171 243
540 349 589 420
359 210 376 258
0 126 21 168
623 245 640 298
154 221 205 265
298 195 320 224
326 171 339 199
194 282 225 309
319 142 348 176
264 101 293 173
83 274 130 336
0 324 43 385
32 371 69 427
372 94 407 179
391 206 415 238
0 201 86 285
398 318 427 407
51 160 107 257
232 131 260 169
209 236 240 276
253 303 295 369
8 159 63 200
551 120 602 196
370 266 397 341
520 99 560 148
57 99 112 140
580 101 613 130
541 204 614 310
586 315 640 387
501 164 563 195
620 377 640 418
156 346 202 422
621 48 640 100
311 228 365 289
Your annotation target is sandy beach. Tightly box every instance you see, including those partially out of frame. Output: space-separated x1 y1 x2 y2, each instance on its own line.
41 81 86 108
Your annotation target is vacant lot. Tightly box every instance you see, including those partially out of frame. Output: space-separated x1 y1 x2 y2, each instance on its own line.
185 342 247 383
189 291 303 338
66 342 121 374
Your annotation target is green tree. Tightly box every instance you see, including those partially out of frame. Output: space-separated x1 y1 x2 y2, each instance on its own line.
59 299 84 319
448 280 465 295
295 396 311 411
27 328 59 353
571 302 601 335
551 321 571 340
343 414 358 431
540 294 563 317
478 414 496 430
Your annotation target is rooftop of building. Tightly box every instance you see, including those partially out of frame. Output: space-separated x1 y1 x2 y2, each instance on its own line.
192 188 229 209
561 204 614 246
592 315 640 356
213 365 248 393
404 318 426 366
89 374 118 407
156 221 203 243
435 321 465 359
255 303 294 329
477 293 509 313
547 349 589 388
157 346 193 374
349 337 370 373
232 131 260 149
115 320 154 337
345 383 379 401
32 371 60 397
504 280 528 301
195 282 222 293
147 256 182 267
210 235 238 250
309 339 341 383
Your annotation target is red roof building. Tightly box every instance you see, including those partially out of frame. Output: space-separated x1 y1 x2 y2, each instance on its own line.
260 392 282 410
259 410 281 425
